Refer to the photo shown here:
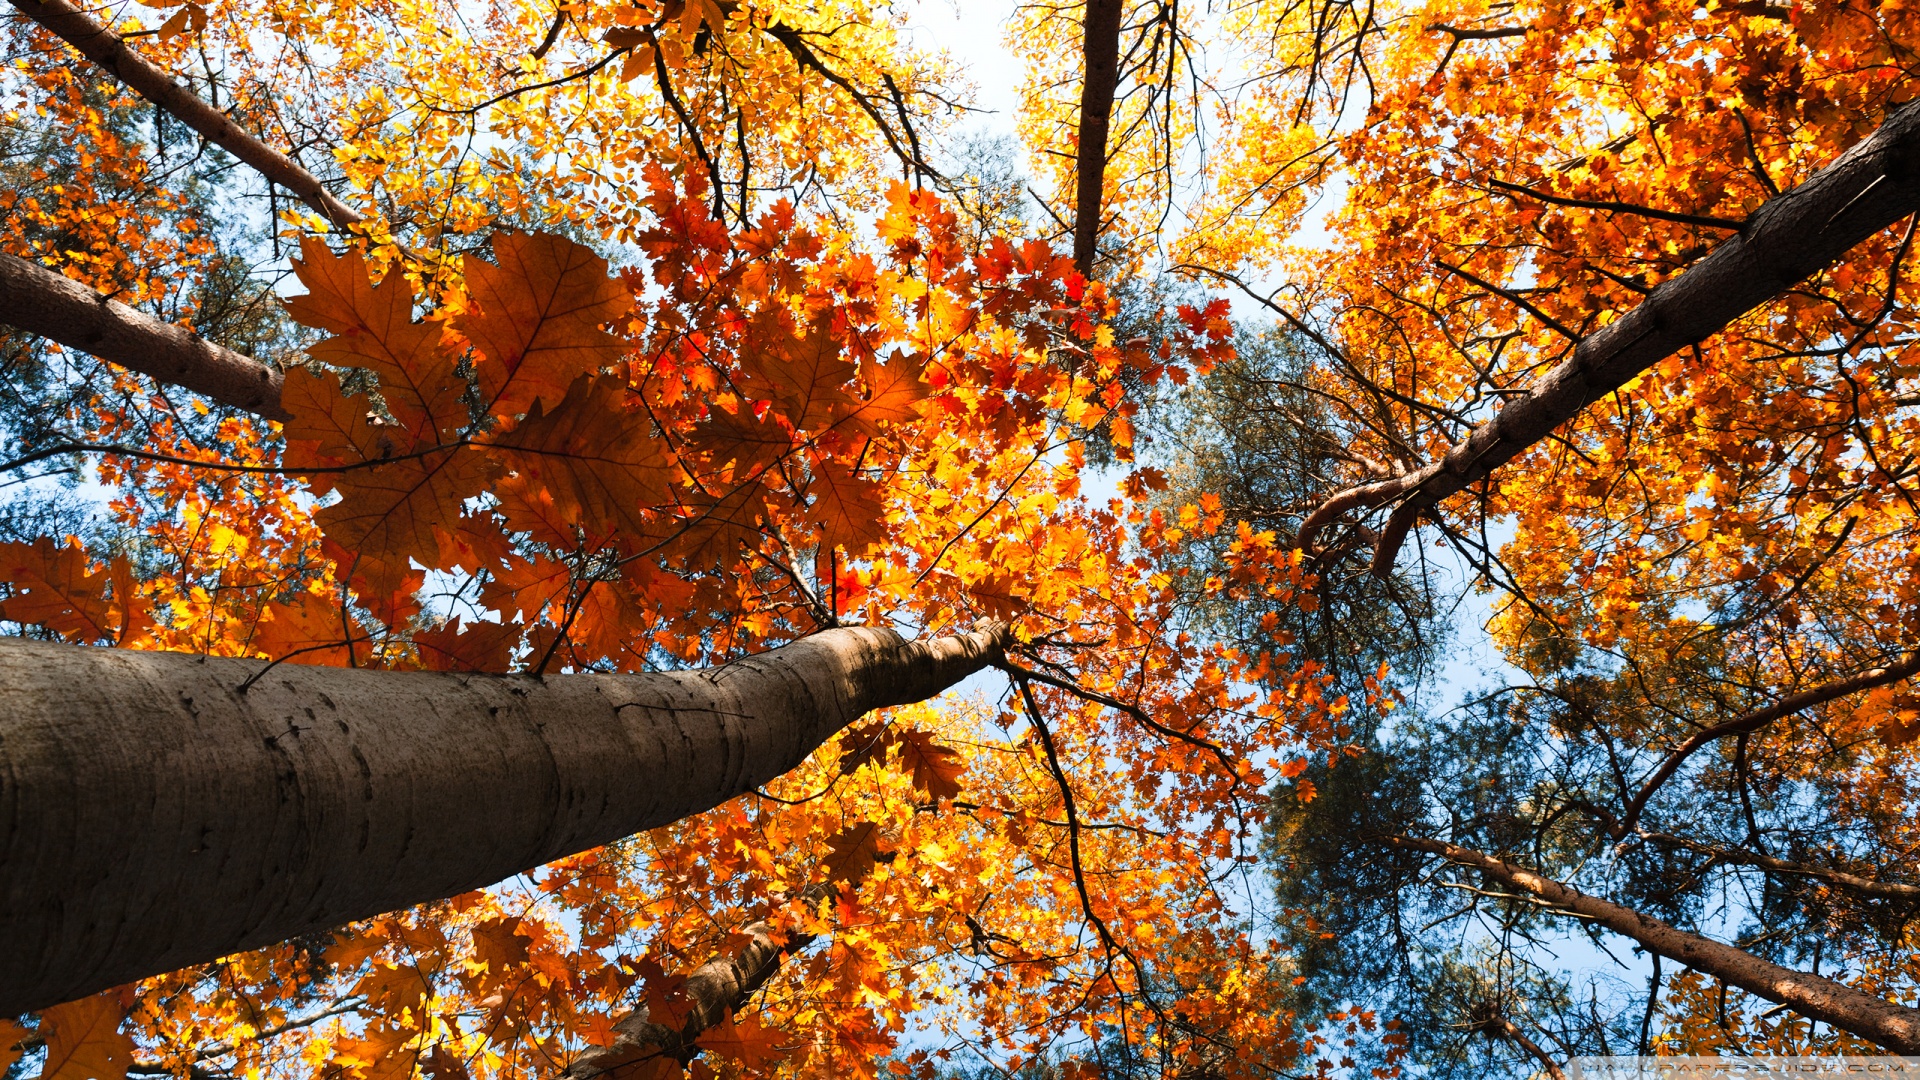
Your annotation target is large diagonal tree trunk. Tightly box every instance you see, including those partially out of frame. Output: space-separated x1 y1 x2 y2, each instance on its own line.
0 623 1006 1015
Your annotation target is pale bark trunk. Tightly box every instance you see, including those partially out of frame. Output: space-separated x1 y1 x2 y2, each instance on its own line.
0 250 287 419
1296 100 1920 572
0 623 1006 1015
8 0 364 229
1072 0 1123 274
1384 834 1920 1052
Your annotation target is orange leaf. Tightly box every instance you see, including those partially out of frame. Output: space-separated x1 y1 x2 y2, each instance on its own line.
492 374 673 550
459 231 633 421
0 537 138 643
470 917 533 971
823 821 889 883
286 237 469 441
251 591 366 667
1 1019 29 1073
807 457 887 555
415 620 519 673
38 992 134 1080
693 1015 787 1069
736 317 857 431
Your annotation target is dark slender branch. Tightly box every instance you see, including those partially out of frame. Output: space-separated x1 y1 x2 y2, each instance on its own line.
1617 650 1920 836
1487 178 1746 230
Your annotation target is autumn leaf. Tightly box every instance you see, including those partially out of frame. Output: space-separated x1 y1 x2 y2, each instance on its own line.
0 538 141 644
415 619 519 673
492 373 673 550
286 237 469 441
692 1015 787 1068
807 457 887 555
839 723 965 800
735 316 857 431
823 821 890 883
37 992 134 1080
459 231 633 421
1 1019 28 1074
470 917 533 971
250 591 366 667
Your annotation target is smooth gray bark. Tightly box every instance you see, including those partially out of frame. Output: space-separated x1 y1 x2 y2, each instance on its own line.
1297 100 1920 571
1385 835 1920 1052
0 623 1006 1015
8 0 364 229
0 251 287 419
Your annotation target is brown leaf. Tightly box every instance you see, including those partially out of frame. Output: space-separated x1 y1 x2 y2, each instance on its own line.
823 821 889 883
459 232 633 421
693 1015 787 1068
0 537 134 643
807 457 887 555
38 992 134 1080
286 237 469 441
492 374 673 551
415 620 519 672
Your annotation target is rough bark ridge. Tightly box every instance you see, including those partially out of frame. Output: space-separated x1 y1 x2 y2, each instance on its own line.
1383 835 1920 1052
0 623 1007 1015
0 250 287 419
1296 100 1920 572
1073 0 1123 273
8 0 364 229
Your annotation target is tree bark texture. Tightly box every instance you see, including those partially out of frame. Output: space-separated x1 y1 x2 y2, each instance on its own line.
0 251 287 419
0 623 1007 1015
1072 0 1123 273
8 0 364 229
1384 834 1920 1053
1296 100 1920 572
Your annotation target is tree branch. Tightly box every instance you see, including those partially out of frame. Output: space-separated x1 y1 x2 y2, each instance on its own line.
1297 100 1920 573
8 0 363 229
0 250 288 419
1073 0 1123 274
1380 834 1920 1052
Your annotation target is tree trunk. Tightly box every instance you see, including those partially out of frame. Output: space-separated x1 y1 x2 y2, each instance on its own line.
1072 0 1123 274
0 623 1006 1015
559 883 834 1079
0 251 287 419
1296 100 1920 572
9 0 364 229
1382 834 1920 1053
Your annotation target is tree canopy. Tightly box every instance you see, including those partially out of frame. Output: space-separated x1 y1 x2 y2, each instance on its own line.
5 0 1920 1078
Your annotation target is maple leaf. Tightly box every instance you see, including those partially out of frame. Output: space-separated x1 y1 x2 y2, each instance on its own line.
693 1015 787 1068
285 237 468 441
492 373 673 550
470 916 533 971
250 592 366 667
832 354 930 438
283 367 497 592
840 724 966 801
459 231 633 421
331 1023 419 1080
37 992 135 1080
735 315 858 431
415 620 519 673
807 457 887 555
0 538 142 644
1 1019 28 1073
823 821 890 883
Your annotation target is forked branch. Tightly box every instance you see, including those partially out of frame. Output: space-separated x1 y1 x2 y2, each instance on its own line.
1299 100 1920 572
